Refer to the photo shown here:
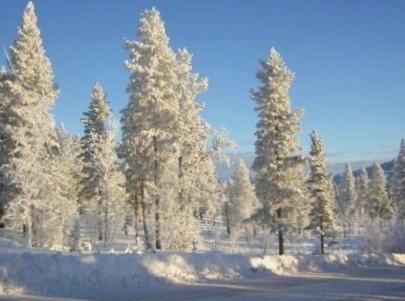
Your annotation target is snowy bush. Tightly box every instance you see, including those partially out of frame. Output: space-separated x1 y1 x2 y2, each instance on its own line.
143 255 197 283
250 255 299 275
359 219 405 253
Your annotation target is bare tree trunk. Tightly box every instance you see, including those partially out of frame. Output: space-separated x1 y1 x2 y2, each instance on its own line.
320 234 324 255
155 198 161 250
140 181 151 249
133 194 140 246
225 202 231 236
153 136 161 250
178 156 184 205
97 198 103 241
0 205 5 228
103 205 108 247
320 218 325 255
25 210 32 248
277 208 284 255
278 228 284 255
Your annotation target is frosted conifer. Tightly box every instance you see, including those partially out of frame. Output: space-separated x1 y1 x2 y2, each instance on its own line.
368 162 394 224
393 139 405 219
121 8 179 250
229 160 258 229
0 2 58 247
251 48 306 255
306 130 336 254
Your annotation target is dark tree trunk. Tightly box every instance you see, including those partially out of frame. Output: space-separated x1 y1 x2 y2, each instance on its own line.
178 156 184 205
153 136 161 250
225 202 231 236
278 228 284 255
320 234 324 255
277 208 284 255
133 195 139 246
103 206 108 247
97 195 103 241
140 181 151 249
155 197 161 250
320 218 324 255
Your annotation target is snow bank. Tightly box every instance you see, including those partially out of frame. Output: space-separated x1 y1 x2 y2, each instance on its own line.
0 246 403 299
249 252 405 275
144 254 197 282
144 252 251 281
250 255 299 274
0 250 251 299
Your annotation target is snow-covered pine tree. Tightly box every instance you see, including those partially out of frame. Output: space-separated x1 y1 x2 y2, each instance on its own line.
329 181 340 221
338 163 357 235
197 129 236 221
80 83 112 168
228 160 258 233
356 167 369 221
91 126 126 246
121 8 179 250
79 83 112 242
251 48 306 255
46 128 81 248
329 177 338 216
80 84 126 246
162 48 209 250
195 154 221 219
306 130 336 254
0 2 59 247
0 67 13 223
367 162 394 226
224 179 233 236
392 139 405 220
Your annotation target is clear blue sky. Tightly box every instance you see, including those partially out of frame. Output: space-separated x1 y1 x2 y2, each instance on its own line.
1 0 404 163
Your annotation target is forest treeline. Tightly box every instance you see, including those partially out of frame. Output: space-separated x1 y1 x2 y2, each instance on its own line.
0 3 404 255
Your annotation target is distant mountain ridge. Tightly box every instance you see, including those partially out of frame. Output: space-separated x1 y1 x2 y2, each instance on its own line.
333 159 395 185
216 152 395 182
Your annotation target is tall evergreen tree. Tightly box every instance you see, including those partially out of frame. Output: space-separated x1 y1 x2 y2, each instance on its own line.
0 67 13 222
80 84 125 245
0 2 58 247
392 139 405 220
121 8 179 250
367 162 394 224
80 83 112 163
339 163 357 234
49 128 81 248
306 130 336 254
224 179 233 236
166 48 208 250
79 83 112 242
356 167 369 219
197 130 236 220
80 83 112 198
228 160 258 232
251 48 305 255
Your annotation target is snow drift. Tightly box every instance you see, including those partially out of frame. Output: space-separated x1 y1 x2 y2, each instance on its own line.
0 244 404 300
250 253 405 275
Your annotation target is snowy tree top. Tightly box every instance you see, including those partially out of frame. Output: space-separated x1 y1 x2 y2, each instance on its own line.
136 7 169 49
9 1 56 102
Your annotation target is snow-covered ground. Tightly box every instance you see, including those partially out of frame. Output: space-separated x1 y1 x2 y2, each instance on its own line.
0 232 404 301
